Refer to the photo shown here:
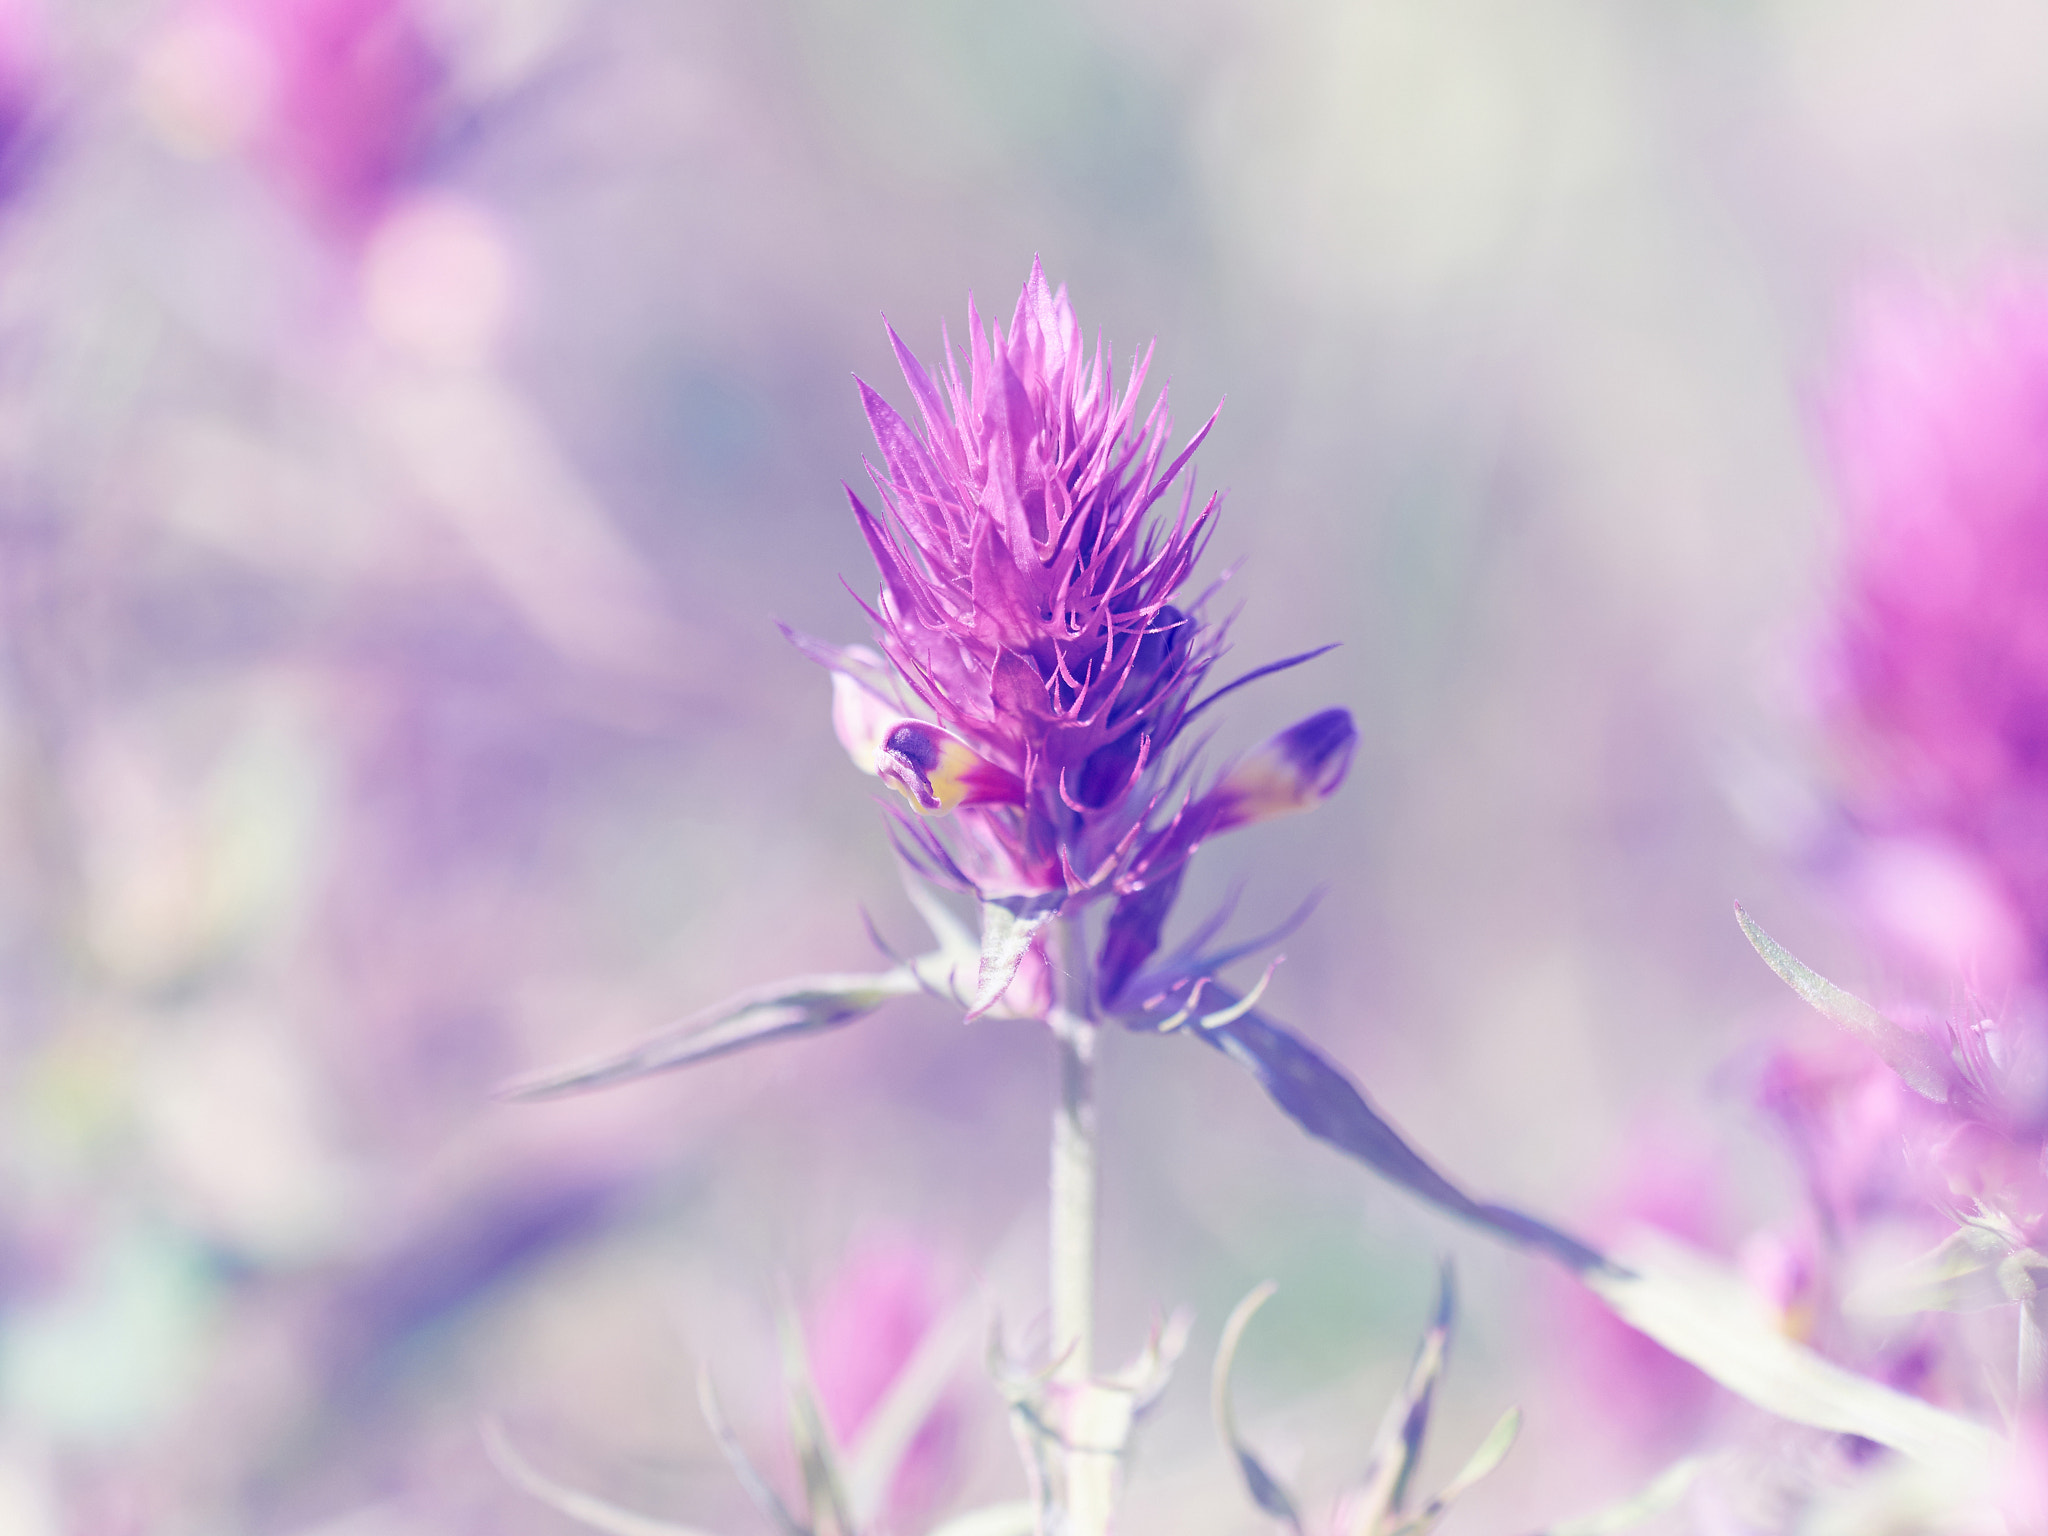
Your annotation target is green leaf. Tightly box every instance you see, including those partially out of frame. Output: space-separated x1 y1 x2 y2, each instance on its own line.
1176 1005 1609 1275
503 966 936 1099
778 1310 855 1536
1382 1407 1520 1536
1156 994 1996 1470
1584 1232 1997 1470
967 895 1063 1021
1733 903 1952 1102
481 1419 729 1536
506 877 982 1098
1349 1264 1456 1533
1211 1282 1305 1534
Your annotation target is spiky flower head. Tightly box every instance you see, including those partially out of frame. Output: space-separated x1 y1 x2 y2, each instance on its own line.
797 261 1353 961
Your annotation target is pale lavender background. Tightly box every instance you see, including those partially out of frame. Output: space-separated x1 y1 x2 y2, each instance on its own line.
2 1 2045 1531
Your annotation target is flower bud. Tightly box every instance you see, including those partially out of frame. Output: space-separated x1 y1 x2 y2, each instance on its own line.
1205 708 1357 832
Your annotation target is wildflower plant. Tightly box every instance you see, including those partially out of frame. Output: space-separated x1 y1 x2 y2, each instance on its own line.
502 263 2007 1536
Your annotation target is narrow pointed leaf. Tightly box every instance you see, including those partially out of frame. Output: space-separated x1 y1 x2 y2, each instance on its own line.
778 623 904 703
1166 999 1997 1469
504 966 935 1100
1355 1262 1456 1526
1582 1233 1997 1469
1384 1408 1520 1536
1097 871 1182 1011
903 877 980 966
1120 1308 1195 1420
778 1311 855 1536
1178 643 1342 733
697 1368 810 1536
1734 903 1952 1102
968 894 1063 1021
482 1419 728 1536
1534 1456 1704 1536
1211 1282 1305 1534
1179 1006 1607 1273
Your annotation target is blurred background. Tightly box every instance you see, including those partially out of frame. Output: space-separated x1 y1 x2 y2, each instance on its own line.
4 1 2048 1531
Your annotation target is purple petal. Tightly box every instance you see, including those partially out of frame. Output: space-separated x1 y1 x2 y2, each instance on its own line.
885 321 954 446
1177 643 1342 735
859 377 949 526
1097 869 1182 1010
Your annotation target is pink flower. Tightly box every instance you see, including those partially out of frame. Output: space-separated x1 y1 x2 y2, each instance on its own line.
806 1239 961 1530
153 0 446 239
1538 1130 1726 1465
0 0 41 191
1821 278 2048 992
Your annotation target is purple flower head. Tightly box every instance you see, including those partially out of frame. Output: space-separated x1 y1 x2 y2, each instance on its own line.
1821 277 2048 992
1758 1032 1956 1240
803 261 1354 939
1758 998 2048 1249
1775 276 2048 1259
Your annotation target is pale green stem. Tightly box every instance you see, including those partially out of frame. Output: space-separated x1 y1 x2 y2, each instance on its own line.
2021 1292 2046 1408
1048 915 1097 1385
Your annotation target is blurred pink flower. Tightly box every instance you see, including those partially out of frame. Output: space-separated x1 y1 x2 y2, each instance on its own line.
1821 278 2048 993
1539 1128 1726 1465
1749 276 2048 1440
0 0 40 190
1764 1007 2048 1236
1757 1032 1950 1241
158 0 446 239
806 1238 962 1530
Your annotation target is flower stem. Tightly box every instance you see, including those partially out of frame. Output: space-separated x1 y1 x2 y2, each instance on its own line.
2022 1293 2046 1404
1049 917 1097 1384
